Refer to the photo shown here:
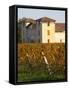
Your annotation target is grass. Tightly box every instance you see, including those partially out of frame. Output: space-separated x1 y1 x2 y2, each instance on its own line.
17 43 65 82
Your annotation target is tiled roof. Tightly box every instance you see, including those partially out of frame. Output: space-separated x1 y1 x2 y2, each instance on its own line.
18 17 56 23
55 23 65 32
37 17 56 22
18 17 36 24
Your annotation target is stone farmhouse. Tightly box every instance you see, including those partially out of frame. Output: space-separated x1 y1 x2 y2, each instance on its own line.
18 17 65 43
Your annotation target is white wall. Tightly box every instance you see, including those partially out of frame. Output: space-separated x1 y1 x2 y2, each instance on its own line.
0 0 69 90
41 22 48 43
55 32 65 43
41 22 55 43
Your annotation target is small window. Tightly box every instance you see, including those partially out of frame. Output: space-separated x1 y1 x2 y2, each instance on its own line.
48 39 50 43
60 39 62 43
38 39 40 42
48 22 50 26
30 40 35 43
48 30 50 35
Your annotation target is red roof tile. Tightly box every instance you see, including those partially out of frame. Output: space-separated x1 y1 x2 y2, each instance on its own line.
37 17 56 22
55 23 65 32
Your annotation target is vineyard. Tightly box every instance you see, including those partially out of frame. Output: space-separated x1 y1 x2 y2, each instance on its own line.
17 43 65 82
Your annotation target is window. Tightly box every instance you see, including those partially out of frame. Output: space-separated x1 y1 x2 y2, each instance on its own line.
60 39 62 43
38 39 40 42
48 30 50 35
48 22 50 26
48 39 50 43
30 39 35 43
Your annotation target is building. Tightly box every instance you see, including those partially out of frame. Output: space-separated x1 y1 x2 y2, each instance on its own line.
18 17 65 43
55 23 65 43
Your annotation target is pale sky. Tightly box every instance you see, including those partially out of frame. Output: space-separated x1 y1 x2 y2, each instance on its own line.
18 8 65 23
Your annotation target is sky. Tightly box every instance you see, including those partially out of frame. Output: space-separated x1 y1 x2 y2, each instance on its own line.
18 8 65 23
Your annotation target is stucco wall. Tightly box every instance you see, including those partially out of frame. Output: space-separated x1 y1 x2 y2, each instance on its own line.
41 22 55 43
54 32 65 43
